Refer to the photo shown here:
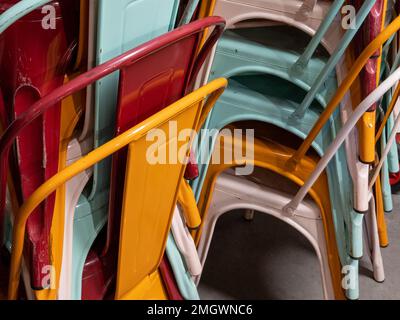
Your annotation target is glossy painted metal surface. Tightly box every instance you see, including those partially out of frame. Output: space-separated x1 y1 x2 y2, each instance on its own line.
74 5 183 296
0 0 78 288
0 17 225 298
290 0 345 76
194 0 368 246
159 256 184 300
90 0 181 199
286 64 400 215
192 24 360 266
291 14 400 167
291 0 378 120
7 78 227 299
198 0 216 19
194 131 346 300
178 0 200 26
352 0 385 164
0 0 52 33
80 17 225 299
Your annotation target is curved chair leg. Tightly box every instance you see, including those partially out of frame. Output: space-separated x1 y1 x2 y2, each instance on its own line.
166 236 200 300
365 196 386 283
375 175 390 247
350 210 364 260
58 139 92 300
171 207 202 277
197 172 340 299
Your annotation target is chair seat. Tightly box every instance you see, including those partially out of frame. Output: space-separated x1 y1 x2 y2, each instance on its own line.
209 28 337 109
213 0 342 54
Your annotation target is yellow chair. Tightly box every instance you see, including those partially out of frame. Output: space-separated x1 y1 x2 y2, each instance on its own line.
7 78 227 300
197 0 216 47
42 1 90 298
198 0 216 19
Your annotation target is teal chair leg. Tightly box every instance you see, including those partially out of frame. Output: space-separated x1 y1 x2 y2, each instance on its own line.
381 130 394 212
387 113 400 174
350 210 364 259
290 0 345 76
291 0 378 119
344 259 360 300
166 235 200 300
71 193 108 300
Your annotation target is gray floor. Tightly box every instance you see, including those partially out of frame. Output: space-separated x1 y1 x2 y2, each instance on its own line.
198 196 400 300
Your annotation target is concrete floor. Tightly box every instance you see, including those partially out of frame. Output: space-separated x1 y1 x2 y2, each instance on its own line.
198 196 400 300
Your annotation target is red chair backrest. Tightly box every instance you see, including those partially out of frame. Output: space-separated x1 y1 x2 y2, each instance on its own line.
103 16 224 261
0 1 78 287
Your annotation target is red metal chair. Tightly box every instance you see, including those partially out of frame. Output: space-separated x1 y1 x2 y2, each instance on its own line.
0 16 225 299
0 0 79 288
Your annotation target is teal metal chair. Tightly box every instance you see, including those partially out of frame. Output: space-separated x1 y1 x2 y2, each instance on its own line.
191 73 359 300
178 0 200 26
193 25 361 255
190 2 380 299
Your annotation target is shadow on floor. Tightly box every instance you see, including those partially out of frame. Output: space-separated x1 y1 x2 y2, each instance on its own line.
198 210 324 300
199 196 400 300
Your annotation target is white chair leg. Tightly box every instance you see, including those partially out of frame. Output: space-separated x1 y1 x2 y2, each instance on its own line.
367 197 385 283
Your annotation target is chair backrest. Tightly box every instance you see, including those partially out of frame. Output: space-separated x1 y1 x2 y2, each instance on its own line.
7 78 227 300
101 16 225 256
208 0 374 119
90 0 181 198
0 0 79 288
0 16 225 289
0 88 5 129
290 0 344 75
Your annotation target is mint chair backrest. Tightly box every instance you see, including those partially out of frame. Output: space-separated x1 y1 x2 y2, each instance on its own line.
103 16 226 260
90 0 181 199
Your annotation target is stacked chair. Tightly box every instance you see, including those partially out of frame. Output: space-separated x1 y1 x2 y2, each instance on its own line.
1 0 400 300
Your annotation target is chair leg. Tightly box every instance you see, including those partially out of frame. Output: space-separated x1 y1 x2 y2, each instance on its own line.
367 197 386 283
243 209 255 222
375 177 389 248
350 210 364 259
375 176 390 247
344 259 360 300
